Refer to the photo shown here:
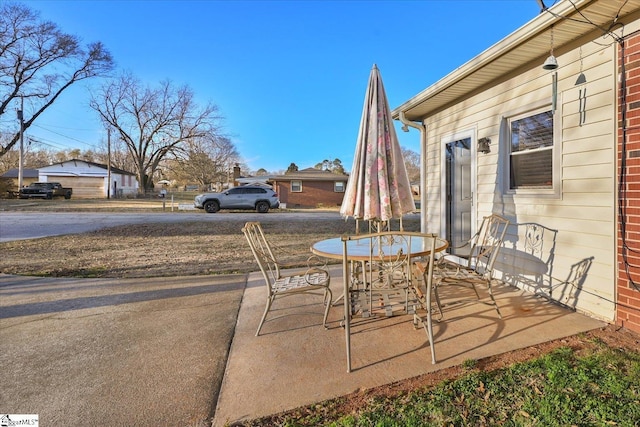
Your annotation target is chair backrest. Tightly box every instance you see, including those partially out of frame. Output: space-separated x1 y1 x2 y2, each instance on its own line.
468 214 510 277
242 222 280 287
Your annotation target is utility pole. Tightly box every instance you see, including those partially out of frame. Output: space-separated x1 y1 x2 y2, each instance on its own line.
17 96 24 189
107 128 111 199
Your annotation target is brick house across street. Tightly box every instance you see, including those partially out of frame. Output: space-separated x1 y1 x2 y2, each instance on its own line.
269 168 349 209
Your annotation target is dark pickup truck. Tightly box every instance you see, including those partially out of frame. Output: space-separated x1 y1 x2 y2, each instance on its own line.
19 182 72 199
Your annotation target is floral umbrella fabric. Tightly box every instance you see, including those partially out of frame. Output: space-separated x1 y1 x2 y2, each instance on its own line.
340 64 416 222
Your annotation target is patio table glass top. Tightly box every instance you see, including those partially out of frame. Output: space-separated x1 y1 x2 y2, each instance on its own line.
311 235 448 261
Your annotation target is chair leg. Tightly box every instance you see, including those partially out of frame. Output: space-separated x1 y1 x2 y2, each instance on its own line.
469 282 481 300
486 280 502 319
256 295 274 336
433 286 444 321
424 311 436 364
322 286 332 329
343 286 352 373
469 278 502 319
423 279 442 365
436 278 502 320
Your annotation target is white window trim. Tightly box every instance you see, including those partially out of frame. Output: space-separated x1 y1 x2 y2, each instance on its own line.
501 97 562 199
334 181 345 192
291 180 302 192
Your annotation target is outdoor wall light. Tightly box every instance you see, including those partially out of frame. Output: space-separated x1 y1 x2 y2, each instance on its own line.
478 137 491 154
543 55 559 70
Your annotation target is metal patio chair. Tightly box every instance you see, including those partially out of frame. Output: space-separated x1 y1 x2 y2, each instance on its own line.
242 221 332 336
433 214 510 319
410 234 439 364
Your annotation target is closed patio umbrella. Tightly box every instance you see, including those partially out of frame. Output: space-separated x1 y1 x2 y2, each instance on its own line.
340 64 415 223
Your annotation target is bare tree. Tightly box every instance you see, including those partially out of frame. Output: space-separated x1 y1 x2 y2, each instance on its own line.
401 147 420 183
0 136 56 172
90 73 222 193
100 137 137 173
169 134 239 189
0 2 114 157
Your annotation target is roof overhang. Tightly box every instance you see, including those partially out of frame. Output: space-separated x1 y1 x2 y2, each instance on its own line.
392 0 640 121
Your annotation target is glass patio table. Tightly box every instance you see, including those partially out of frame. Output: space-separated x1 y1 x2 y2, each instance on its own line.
312 232 448 372
311 234 448 262
311 233 448 308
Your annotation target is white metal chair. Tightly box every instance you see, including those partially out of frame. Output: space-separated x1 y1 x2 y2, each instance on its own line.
410 234 439 364
242 222 332 336
433 214 510 319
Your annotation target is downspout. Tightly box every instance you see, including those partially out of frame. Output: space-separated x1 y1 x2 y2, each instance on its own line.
398 111 428 233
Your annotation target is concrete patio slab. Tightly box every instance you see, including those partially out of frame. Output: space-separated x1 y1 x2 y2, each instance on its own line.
213 265 605 426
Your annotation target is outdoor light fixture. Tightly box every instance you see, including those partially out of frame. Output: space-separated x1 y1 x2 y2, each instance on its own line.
543 55 558 70
542 25 559 70
478 137 491 154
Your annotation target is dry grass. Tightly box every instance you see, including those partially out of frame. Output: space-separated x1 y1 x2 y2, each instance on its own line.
0 217 421 278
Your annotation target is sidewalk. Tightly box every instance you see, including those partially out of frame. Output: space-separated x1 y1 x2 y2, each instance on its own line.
0 273 246 427
212 265 605 426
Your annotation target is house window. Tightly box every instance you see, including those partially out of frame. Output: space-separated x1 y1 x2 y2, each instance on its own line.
508 108 555 192
334 181 345 192
291 180 302 192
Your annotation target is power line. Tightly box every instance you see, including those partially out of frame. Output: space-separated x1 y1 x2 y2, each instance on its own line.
31 123 101 148
26 135 71 151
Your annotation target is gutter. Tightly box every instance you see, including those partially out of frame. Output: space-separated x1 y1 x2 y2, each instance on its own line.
398 111 428 233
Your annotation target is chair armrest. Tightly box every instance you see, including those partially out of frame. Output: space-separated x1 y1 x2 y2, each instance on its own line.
306 255 329 270
304 266 331 286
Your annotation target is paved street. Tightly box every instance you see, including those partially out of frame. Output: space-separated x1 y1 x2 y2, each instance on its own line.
0 210 349 242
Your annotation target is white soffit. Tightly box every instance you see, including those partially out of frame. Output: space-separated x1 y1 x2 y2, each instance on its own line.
393 0 640 121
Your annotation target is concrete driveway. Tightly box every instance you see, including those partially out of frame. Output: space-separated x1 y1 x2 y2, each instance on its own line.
0 273 246 426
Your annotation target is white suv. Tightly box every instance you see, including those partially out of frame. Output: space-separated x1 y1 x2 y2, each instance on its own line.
194 185 280 213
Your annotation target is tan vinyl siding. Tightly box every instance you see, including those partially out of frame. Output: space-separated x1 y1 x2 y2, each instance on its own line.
421 37 617 321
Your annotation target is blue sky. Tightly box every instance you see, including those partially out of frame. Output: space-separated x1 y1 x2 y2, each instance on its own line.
22 0 542 173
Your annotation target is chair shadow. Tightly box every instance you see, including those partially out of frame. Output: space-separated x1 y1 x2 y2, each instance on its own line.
497 222 595 310
498 222 558 296
419 282 591 363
